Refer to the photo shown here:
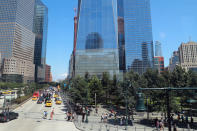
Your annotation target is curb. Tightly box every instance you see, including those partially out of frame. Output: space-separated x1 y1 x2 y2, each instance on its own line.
12 96 32 111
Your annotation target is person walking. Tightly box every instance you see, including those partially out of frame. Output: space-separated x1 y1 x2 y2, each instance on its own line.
43 111 48 119
156 120 159 130
173 124 177 131
181 115 184 123
50 110 54 120
120 117 123 126
160 118 164 131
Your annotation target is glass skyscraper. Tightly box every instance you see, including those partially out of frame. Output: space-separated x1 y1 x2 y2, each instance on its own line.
75 0 120 78
120 0 154 74
33 0 48 82
155 41 162 56
0 0 36 83
72 0 154 77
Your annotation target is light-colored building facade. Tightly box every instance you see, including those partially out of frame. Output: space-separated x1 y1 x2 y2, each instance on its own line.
179 41 197 71
2 58 35 83
0 0 36 83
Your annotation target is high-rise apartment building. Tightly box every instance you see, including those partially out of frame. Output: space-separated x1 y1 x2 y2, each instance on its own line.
33 0 48 82
179 41 197 71
71 0 154 78
0 0 36 83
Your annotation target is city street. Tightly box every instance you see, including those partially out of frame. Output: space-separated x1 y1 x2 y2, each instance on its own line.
0 96 79 131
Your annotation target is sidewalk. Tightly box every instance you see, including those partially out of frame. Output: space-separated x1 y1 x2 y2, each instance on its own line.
73 107 197 131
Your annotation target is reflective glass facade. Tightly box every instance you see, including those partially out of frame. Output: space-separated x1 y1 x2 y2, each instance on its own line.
33 0 48 82
75 0 119 78
122 0 154 74
155 41 162 56
73 0 154 78
0 0 36 83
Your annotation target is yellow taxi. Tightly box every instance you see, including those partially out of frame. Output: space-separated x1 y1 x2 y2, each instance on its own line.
2 91 9 94
55 98 62 105
45 100 52 107
54 94 58 98
32 96 38 101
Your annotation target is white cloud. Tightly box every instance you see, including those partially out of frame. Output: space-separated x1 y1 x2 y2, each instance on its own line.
53 72 68 82
159 32 166 39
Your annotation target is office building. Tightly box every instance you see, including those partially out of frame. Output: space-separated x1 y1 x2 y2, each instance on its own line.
0 0 36 83
155 41 162 57
45 64 51 82
154 56 164 73
154 41 164 73
75 0 120 78
119 0 154 74
33 0 48 82
179 41 197 71
71 0 154 78
169 51 179 72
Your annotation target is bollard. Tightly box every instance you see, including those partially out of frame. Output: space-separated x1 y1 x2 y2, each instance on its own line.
116 125 118 131
135 127 136 131
144 127 146 131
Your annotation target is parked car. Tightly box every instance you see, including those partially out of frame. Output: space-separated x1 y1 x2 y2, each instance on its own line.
0 112 19 122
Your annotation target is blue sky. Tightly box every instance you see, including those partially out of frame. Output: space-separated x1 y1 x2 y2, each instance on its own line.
42 0 197 81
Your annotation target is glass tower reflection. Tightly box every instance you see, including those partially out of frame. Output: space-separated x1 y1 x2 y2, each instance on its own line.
124 0 154 73
74 0 154 77
33 0 48 82
119 0 154 74
75 0 119 78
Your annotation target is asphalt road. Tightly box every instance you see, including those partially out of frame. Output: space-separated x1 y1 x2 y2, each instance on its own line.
0 96 79 131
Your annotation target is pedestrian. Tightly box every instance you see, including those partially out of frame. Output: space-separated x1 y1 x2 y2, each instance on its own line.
170 115 174 125
96 107 98 114
191 116 193 124
181 115 184 123
50 110 54 120
177 114 180 121
186 115 188 124
101 114 103 123
123 116 126 125
173 124 177 131
156 120 159 130
120 117 123 126
154 117 158 127
43 111 47 119
160 118 164 131
82 107 85 122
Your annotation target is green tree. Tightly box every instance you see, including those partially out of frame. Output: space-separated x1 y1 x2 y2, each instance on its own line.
69 76 91 105
88 75 104 104
101 72 111 104
171 66 189 87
